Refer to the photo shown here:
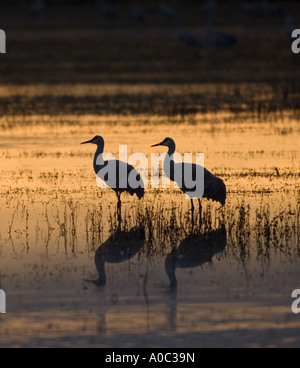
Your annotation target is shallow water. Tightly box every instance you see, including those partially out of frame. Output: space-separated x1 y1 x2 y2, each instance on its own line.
0 113 299 348
1 0 300 347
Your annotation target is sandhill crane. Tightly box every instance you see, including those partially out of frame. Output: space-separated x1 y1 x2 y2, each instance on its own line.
151 137 226 220
243 0 283 18
200 0 217 16
285 15 295 38
96 0 118 19
205 21 237 48
30 0 44 17
132 6 148 22
165 226 227 288
262 0 284 17
86 227 145 287
242 0 264 18
177 27 203 48
81 136 144 214
159 3 179 20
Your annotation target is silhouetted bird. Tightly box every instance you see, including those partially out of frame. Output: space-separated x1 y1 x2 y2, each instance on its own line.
242 0 264 18
200 0 217 16
81 136 144 211
30 0 44 17
132 6 148 21
205 21 237 49
243 0 283 18
159 3 179 20
152 137 226 218
262 0 284 17
177 27 203 48
96 0 118 18
285 15 295 38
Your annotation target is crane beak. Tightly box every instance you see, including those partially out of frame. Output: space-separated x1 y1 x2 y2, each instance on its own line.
81 139 93 145
151 142 162 147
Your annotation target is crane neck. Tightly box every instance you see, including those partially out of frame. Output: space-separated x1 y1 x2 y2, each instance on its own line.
96 142 104 155
167 142 176 156
93 143 105 171
163 143 176 182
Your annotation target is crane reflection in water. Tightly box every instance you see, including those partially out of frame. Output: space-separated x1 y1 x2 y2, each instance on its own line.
86 226 145 287
165 226 227 289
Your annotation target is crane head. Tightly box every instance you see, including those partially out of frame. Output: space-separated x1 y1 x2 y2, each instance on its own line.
81 136 104 146
151 137 174 148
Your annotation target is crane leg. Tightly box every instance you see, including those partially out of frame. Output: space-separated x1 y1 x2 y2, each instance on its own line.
117 193 121 209
116 192 122 227
198 198 202 225
190 199 195 214
190 199 195 231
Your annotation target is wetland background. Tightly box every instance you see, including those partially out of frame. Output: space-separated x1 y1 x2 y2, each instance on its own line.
0 0 300 348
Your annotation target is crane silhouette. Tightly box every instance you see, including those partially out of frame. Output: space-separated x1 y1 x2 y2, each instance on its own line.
177 27 204 48
262 0 284 17
200 0 217 16
159 3 179 20
165 226 227 289
285 15 295 38
242 1 264 18
152 137 226 221
86 227 145 287
242 0 284 18
82 136 144 217
30 0 44 17
205 21 237 49
96 0 118 18
132 6 148 22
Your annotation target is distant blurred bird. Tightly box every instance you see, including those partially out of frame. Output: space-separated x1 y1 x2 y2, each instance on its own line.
205 21 237 48
165 226 227 289
87 227 145 287
132 6 148 22
262 0 284 17
177 27 203 48
159 2 179 20
285 15 295 38
242 0 264 18
30 0 44 17
96 0 118 18
81 136 144 212
243 0 284 18
200 0 217 16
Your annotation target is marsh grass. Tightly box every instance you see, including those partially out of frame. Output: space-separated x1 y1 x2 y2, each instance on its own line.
2 190 299 269
0 116 298 270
